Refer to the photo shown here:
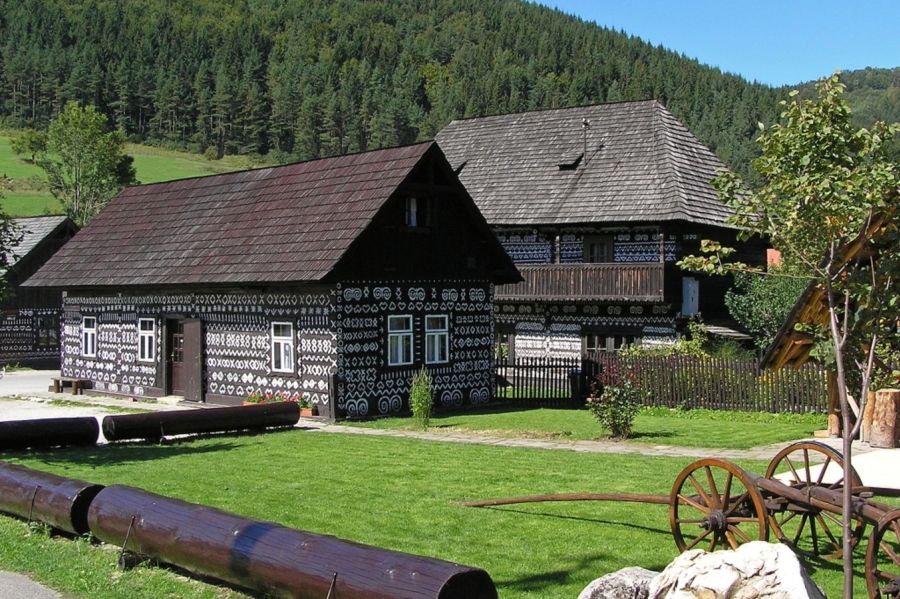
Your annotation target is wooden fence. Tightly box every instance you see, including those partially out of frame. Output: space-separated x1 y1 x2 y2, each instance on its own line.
494 353 828 413
495 356 582 408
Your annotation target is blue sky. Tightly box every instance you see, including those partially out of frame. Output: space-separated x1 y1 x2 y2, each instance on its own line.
537 1 900 86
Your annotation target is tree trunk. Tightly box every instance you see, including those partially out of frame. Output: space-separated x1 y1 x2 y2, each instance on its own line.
825 279 854 598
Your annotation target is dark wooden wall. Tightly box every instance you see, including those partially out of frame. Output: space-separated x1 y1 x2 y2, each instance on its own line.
329 152 516 283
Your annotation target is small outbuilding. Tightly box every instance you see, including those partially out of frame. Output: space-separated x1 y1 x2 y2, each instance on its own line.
23 142 520 418
1 215 78 366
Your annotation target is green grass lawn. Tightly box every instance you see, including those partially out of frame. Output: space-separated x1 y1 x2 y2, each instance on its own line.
348 406 825 449
0 191 62 216
0 431 865 598
125 144 263 184
0 132 266 217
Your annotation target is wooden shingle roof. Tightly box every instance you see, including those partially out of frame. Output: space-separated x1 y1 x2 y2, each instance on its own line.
436 100 735 227
24 143 438 288
3 216 72 274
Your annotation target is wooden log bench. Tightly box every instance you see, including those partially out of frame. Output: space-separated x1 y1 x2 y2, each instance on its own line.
50 376 90 395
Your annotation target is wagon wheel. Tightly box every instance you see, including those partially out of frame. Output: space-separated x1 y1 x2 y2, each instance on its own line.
670 458 768 553
764 441 865 560
866 509 900 599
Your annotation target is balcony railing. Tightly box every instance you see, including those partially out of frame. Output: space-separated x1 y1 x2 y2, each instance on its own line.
497 263 664 302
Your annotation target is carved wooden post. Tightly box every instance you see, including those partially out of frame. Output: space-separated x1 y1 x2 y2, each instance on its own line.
869 388 899 448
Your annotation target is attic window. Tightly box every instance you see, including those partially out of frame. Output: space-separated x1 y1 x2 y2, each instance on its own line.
557 152 583 171
404 197 431 227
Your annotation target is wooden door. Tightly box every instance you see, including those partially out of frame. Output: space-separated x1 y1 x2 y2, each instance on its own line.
182 319 204 403
682 277 699 316
168 320 185 396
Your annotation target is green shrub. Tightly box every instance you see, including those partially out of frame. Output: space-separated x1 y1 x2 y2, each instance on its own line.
409 368 433 430
587 377 643 439
203 145 220 161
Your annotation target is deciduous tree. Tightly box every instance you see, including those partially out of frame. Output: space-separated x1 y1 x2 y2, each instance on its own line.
37 102 137 226
724 266 808 351
681 73 899 597
9 128 46 162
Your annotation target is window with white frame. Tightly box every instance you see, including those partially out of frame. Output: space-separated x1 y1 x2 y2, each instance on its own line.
387 315 413 366
82 316 97 357
425 315 449 364
271 322 294 373
138 318 156 362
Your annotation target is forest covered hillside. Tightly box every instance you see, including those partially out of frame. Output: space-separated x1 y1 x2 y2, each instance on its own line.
0 0 896 184
796 67 900 128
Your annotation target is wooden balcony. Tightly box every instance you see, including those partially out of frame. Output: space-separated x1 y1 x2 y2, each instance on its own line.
497 263 664 302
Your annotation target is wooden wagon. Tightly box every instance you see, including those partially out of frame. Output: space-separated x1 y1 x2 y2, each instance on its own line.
463 441 900 598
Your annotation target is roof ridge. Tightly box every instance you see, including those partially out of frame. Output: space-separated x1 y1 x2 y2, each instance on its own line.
445 99 660 127
12 215 67 222
122 141 435 191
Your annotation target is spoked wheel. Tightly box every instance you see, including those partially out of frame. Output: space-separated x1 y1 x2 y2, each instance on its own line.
765 441 865 560
866 509 900 599
670 458 768 553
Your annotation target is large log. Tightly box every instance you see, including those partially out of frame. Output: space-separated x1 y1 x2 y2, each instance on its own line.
861 390 877 442
0 417 99 451
101 402 300 442
87 485 497 599
0 462 103 534
870 388 899 448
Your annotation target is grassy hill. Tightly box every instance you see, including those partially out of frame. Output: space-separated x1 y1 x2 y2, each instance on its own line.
0 133 265 217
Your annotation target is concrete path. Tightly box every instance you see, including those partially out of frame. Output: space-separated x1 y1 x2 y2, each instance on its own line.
0 396 115 423
315 423 879 462
0 370 59 397
0 572 60 599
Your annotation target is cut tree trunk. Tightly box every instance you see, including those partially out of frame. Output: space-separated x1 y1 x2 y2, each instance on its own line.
861 390 877 443
869 388 899 448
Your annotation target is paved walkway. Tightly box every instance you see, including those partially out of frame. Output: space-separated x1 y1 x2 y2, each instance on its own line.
0 378 883 462
0 572 60 599
316 423 879 462
0 370 60 397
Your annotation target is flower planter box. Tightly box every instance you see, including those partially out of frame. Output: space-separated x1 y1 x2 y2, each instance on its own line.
299 407 315 418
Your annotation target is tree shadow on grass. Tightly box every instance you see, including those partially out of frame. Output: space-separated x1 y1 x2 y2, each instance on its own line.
2 427 305 468
495 551 612 593
627 431 676 441
5 441 243 468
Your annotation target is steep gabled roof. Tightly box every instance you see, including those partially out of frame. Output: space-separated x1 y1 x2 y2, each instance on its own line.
3 215 73 275
24 143 441 288
436 100 735 227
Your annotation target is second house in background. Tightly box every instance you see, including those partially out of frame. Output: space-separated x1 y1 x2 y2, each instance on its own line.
437 100 768 359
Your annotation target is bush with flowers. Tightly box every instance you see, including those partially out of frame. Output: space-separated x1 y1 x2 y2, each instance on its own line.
244 389 311 408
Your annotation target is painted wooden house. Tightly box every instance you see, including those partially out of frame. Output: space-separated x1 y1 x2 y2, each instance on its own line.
436 101 767 358
1 216 78 366
23 142 520 418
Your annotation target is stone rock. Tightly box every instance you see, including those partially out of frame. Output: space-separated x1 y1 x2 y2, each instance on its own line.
648 542 825 599
579 567 657 599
